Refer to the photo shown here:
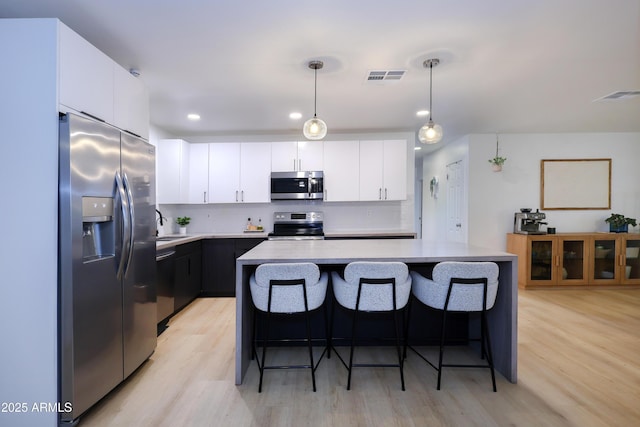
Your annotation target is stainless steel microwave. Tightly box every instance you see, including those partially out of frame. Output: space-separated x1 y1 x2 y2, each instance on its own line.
270 171 324 200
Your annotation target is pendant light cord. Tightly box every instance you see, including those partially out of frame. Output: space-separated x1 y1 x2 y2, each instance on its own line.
429 61 434 122
313 66 318 118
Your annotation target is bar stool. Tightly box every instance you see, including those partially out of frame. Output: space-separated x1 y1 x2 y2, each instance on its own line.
330 262 411 390
407 261 499 391
249 262 329 392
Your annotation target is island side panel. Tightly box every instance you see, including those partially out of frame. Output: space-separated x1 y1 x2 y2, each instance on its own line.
488 259 518 383
235 262 255 385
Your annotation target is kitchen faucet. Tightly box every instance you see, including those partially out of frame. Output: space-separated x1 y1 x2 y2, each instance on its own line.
156 209 166 236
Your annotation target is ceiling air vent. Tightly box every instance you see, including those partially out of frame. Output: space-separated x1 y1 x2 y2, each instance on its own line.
365 70 406 84
593 90 640 102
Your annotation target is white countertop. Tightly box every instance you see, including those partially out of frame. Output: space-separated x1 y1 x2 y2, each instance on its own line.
156 232 268 250
237 239 515 264
155 230 418 250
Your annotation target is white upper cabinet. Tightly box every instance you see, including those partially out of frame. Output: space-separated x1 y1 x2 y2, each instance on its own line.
59 23 114 123
297 141 324 171
58 22 149 139
359 139 407 201
209 142 271 203
157 139 190 204
209 143 241 203
113 66 149 139
187 144 209 204
240 143 272 203
323 140 360 201
271 141 323 172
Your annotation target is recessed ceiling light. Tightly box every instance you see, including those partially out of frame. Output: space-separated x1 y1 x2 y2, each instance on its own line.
187 113 201 121
416 110 429 117
414 146 422 150
289 112 302 120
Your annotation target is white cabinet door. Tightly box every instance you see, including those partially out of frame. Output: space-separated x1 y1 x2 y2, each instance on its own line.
297 141 323 171
187 144 209 203
113 65 149 139
157 139 189 204
382 139 407 201
240 143 271 203
359 140 385 201
59 23 114 123
209 143 241 203
323 141 359 201
271 141 298 172
359 139 407 201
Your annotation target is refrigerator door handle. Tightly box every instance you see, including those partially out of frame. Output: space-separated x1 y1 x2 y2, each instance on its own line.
123 172 135 278
115 171 131 280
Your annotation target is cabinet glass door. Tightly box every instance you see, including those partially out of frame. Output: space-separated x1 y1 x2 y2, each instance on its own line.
623 238 640 282
560 239 585 281
530 240 553 281
592 238 618 281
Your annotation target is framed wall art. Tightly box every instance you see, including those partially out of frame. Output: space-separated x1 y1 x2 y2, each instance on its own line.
540 158 611 210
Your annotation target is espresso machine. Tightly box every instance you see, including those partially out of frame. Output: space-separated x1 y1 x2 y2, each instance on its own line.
514 208 547 234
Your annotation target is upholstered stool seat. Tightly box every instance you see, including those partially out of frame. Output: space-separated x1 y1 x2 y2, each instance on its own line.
249 262 328 392
408 261 499 391
331 261 411 390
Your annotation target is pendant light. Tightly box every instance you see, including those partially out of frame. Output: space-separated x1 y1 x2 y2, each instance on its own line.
418 58 443 144
303 60 328 140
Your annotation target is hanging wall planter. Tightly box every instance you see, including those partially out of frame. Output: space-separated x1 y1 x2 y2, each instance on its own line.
488 134 506 172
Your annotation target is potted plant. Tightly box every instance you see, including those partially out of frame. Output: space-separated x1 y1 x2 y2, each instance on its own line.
176 216 191 235
488 156 507 172
488 135 506 172
604 213 637 233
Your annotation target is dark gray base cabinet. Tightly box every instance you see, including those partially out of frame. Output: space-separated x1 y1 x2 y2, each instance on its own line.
202 238 264 297
174 241 202 312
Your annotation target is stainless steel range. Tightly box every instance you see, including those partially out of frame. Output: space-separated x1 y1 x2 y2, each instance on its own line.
268 211 324 240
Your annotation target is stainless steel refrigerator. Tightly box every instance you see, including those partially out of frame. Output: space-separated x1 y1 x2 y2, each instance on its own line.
58 113 157 424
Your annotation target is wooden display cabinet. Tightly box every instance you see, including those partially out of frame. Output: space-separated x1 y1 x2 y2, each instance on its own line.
590 234 640 285
507 233 590 288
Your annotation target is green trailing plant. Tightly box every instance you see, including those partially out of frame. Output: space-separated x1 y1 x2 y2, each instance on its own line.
488 134 506 166
488 156 507 166
176 216 191 226
604 213 637 228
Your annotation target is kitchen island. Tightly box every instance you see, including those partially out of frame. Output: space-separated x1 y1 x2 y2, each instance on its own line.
235 239 518 385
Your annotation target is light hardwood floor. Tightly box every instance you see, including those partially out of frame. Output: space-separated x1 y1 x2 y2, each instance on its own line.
81 289 640 427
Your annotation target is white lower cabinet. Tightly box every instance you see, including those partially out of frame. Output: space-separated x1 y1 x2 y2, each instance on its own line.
323 140 360 201
208 143 271 203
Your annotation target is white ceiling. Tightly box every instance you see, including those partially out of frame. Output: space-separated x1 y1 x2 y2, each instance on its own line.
2 0 640 151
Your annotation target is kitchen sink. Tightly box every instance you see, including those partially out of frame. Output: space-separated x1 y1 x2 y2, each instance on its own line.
156 235 189 241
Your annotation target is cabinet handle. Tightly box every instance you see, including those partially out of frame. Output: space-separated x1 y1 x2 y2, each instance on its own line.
379 188 382 200
324 189 327 200
241 190 244 202
235 190 238 202
293 159 296 170
299 159 301 171
385 188 388 200
203 191 207 203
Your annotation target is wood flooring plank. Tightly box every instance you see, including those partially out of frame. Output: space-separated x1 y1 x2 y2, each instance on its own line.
79 290 640 427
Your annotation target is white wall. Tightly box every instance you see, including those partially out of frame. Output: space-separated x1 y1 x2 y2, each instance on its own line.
0 19 59 427
423 132 640 251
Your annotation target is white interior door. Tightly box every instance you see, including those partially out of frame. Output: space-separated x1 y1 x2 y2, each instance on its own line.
446 160 465 243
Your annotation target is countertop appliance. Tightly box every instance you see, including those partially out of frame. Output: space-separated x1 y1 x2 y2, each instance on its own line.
268 211 325 240
514 208 547 234
59 113 157 424
270 171 324 200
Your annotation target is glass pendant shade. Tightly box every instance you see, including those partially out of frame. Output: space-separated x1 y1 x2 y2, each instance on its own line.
303 116 327 140
418 119 443 144
419 58 443 144
303 60 327 140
